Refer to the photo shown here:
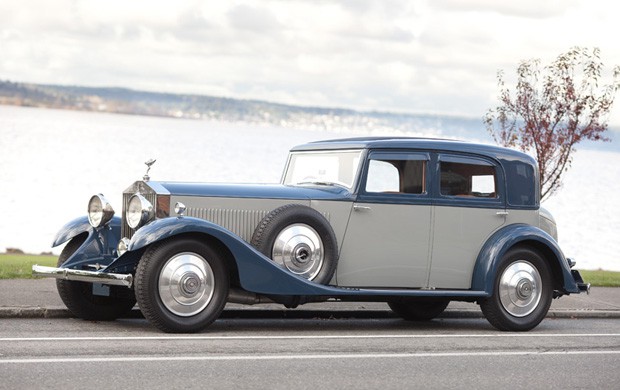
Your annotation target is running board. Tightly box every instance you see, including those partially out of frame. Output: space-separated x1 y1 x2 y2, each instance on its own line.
32 265 133 288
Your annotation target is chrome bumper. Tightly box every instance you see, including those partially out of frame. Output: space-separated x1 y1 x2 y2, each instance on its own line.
32 265 133 288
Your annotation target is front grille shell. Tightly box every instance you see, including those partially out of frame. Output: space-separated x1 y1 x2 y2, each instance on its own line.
121 181 170 240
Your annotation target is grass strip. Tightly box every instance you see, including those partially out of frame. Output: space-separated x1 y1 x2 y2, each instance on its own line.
0 254 57 279
579 270 620 288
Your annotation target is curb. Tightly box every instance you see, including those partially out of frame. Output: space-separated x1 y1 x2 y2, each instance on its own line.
2 307 619 320
0 307 72 319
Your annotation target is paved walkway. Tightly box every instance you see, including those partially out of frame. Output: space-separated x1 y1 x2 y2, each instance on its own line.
1 278 619 319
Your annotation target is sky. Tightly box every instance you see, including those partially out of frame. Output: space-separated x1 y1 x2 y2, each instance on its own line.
1 0 619 126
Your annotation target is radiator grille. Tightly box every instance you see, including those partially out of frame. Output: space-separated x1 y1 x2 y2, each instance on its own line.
121 192 157 240
185 208 269 243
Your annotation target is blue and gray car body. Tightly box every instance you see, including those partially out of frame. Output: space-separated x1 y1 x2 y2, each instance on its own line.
33 137 589 307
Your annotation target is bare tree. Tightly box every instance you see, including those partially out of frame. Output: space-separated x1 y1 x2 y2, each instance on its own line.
485 47 620 200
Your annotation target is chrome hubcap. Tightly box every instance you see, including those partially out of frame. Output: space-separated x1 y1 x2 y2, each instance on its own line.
272 223 324 280
499 260 542 317
158 252 215 317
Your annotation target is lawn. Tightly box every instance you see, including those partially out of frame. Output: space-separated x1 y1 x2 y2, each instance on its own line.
0 254 58 279
579 270 620 288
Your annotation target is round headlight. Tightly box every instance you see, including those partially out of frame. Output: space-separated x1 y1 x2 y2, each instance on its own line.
126 194 154 229
88 194 115 228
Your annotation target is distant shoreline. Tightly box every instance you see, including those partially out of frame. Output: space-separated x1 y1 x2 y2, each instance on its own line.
2 80 618 153
0 79 480 125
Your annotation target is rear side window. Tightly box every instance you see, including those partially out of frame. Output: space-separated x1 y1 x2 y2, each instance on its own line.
440 157 497 198
504 161 537 207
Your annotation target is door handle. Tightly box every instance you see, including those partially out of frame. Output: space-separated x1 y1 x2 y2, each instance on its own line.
353 204 372 212
496 211 509 216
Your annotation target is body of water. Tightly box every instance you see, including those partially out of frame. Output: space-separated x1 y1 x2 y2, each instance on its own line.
1 105 618 271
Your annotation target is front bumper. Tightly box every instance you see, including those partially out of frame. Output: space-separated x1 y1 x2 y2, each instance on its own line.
32 265 133 288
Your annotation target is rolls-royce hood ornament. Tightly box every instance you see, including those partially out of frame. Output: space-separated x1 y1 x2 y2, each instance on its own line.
143 159 156 181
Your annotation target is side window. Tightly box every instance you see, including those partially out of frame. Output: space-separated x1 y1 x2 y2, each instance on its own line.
365 155 426 194
366 160 400 192
440 158 497 198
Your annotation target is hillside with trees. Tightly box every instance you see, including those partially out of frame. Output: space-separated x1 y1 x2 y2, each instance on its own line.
0 80 483 136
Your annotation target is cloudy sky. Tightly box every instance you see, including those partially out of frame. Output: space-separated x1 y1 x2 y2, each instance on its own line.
1 0 619 125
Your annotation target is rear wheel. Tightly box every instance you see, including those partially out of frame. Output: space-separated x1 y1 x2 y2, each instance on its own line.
135 237 229 333
388 299 450 321
480 247 553 331
56 235 136 321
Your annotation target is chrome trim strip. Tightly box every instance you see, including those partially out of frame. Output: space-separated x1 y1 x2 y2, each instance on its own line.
32 265 133 287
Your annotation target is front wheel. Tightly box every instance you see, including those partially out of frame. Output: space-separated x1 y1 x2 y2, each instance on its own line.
135 237 229 333
480 247 553 331
56 235 136 321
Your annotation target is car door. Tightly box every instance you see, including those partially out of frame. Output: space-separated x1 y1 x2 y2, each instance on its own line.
337 151 432 288
428 154 507 289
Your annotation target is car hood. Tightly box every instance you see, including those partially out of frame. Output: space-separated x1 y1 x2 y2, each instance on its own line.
151 181 354 201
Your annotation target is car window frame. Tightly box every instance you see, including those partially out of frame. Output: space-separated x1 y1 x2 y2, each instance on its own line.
432 153 506 209
357 150 432 205
281 149 366 191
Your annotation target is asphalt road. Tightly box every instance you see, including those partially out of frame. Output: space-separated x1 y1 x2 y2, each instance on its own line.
1 316 619 389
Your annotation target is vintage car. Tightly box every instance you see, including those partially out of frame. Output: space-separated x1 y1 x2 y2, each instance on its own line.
33 137 589 332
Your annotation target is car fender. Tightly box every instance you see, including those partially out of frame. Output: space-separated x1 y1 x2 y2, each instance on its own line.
472 223 579 294
52 216 122 269
52 216 93 247
127 216 333 295
52 216 122 247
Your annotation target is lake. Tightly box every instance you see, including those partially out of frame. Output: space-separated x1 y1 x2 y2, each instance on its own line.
1 105 618 271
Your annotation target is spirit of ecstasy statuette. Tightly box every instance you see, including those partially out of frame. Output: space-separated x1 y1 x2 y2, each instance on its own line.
143 159 156 181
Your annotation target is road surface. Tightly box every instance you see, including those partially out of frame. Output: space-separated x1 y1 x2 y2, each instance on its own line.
1 316 618 389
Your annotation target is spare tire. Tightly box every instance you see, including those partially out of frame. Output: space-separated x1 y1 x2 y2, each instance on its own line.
251 204 338 284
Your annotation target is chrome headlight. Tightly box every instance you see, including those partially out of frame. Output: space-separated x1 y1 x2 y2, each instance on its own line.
87 194 115 228
126 194 154 229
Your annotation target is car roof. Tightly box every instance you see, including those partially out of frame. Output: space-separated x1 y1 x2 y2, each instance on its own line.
290 137 535 165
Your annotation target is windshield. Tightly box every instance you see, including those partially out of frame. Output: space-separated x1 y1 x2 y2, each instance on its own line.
282 150 363 190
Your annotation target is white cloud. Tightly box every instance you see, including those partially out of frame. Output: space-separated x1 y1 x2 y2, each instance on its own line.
0 0 619 125
432 0 579 19
227 3 282 31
